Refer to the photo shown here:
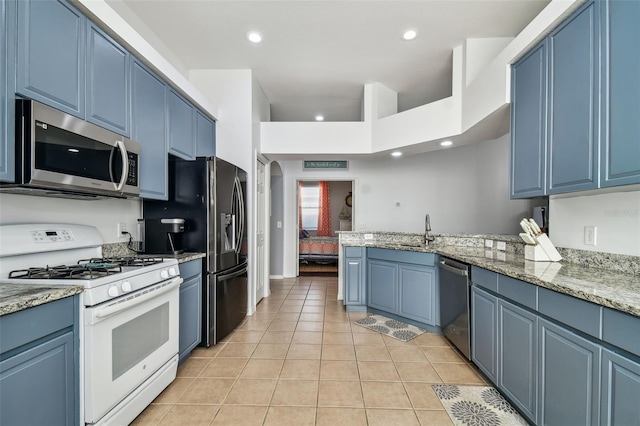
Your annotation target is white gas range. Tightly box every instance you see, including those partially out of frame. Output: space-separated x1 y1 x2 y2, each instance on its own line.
0 223 182 425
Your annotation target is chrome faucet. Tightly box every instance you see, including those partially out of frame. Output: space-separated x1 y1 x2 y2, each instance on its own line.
425 214 435 244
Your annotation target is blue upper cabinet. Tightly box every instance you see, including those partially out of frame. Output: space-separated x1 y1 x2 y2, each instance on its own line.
86 22 129 136
511 41 547 198
600 0 640 187
547 0 599 194
131 59 168 200
16 0 85 117
167 89 195 160
195 109 216 157
1 0 16 182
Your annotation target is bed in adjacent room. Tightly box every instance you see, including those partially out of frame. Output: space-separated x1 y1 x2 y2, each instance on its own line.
298 235 339 263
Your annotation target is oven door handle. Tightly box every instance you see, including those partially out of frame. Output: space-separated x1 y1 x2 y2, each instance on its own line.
94 277 182 320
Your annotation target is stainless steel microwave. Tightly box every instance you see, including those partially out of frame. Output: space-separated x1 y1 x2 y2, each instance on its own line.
3 99 140 198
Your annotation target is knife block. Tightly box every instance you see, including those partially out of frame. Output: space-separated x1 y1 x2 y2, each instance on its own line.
525 244 552 261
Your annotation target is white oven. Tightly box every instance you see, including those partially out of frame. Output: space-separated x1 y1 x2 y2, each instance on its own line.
83 277 181 424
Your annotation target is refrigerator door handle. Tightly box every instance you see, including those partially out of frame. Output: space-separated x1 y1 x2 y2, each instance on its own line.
233 176 245 255
217 264 248 282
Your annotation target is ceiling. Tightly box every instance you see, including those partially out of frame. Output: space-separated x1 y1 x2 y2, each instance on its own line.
105 0 550 123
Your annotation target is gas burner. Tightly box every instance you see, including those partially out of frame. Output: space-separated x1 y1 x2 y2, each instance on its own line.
8 263 122 280
78 257 164 268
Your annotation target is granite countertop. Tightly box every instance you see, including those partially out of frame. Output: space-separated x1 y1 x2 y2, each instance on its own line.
139 252 206 264
0 283 84 317
343 241 640 318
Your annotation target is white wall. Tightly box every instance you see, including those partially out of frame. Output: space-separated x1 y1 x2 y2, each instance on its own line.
278 134 541 277
0 193 141 244
549 189 640 256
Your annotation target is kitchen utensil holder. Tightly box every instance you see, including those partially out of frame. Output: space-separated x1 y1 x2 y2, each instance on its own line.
525 244 551 261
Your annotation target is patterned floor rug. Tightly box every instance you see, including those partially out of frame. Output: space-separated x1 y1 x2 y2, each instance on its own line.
353 314 426 342
432 385 528 426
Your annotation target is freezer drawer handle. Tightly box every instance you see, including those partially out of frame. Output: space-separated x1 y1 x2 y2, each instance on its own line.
218 266 248 282
439 260 469 276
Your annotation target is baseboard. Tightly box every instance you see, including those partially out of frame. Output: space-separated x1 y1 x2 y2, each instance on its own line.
269 275 284 279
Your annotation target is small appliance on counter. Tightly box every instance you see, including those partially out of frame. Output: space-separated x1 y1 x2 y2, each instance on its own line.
143 218 186 255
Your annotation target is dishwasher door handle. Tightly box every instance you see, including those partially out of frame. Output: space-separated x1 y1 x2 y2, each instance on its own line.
439 260 469 276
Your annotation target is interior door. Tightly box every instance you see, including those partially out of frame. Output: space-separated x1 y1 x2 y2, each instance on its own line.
255 159 266 303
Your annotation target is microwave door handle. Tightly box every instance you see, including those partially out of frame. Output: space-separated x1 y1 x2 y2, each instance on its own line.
114 140 129 191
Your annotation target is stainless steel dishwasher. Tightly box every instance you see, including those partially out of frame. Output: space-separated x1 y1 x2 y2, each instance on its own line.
438 257 472 360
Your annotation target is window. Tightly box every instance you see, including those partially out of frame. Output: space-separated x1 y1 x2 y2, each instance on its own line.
300 184 319 230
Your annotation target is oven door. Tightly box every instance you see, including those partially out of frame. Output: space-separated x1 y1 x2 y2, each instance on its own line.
83 277 181 424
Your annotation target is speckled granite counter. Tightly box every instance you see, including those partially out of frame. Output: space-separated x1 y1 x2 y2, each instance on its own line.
0 283 83 316
340 233 640 318
138 252 205 264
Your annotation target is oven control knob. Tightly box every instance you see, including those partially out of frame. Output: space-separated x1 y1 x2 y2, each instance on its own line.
160 270 169 279
122 281 132 292
108 286 120 297
168 267 178 277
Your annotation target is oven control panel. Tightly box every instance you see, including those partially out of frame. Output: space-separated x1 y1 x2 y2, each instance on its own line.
31 229 75 243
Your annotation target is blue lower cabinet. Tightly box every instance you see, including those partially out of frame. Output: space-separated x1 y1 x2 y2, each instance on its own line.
0 332 75 425
367 259 397 313
538 318 600 425
471 286 498 383
0 296 78 426
600 349 640 426
498 299 538 423
398 263 435 324
179 260 202 363
343 247 365 310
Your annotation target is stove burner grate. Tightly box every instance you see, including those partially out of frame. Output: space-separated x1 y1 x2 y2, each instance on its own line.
78 257 165 267
8 263 123 280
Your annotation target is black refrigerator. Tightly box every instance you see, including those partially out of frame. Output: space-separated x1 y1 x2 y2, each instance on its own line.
144 156 248 346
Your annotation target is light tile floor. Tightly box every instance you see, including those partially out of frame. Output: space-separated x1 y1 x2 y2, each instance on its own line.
132 276 487 425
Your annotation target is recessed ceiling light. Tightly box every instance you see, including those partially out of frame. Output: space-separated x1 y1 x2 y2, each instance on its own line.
402 29 418 41
391 151 403 157
315 115 324 121
246 31 263 43
440 140 453 147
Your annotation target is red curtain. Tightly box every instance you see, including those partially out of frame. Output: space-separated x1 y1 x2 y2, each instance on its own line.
317 181 332 236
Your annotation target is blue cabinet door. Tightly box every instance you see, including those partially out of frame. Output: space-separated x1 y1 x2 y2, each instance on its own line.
601 349 640 425
16 0 85 117
131 59 168 200
344 248 365 309
0 0 16 182
498 299 538 423
510 41 547 198
367 259 397 313
0 331 75 426
471 286 498 383
86 22 129 136
179 260 202 364
538 318 600 425
398 263 436 325
167 89 195 160
195 109 216 157
600 0 640 187
547 0 599 194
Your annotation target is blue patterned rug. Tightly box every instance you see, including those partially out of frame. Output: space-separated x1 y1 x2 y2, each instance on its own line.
433 385 528 426
353 314 426 341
